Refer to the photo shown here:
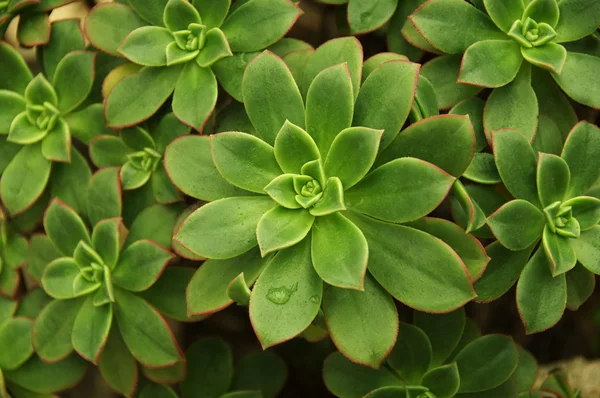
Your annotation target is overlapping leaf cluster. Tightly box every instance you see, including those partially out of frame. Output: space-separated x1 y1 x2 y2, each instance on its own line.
0 0 597 396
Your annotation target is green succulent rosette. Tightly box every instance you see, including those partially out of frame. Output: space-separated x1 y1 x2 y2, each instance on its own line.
324 309 539 398
31 198 185 396
473 121 600 333
0 20 114 218
85 0 302 131
164 42 492 367
407 0 599 140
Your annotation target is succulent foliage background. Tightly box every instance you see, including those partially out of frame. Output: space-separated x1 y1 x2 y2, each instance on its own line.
0 0 599 396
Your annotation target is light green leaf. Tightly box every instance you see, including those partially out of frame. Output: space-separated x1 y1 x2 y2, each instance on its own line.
0 91 26 134
571 226 600 274
516 247 566 333
71 296 112 364
163 0 201 32
324 127 382 190
458 40 522 87
554 0 600 42
173 62 218 131
53 51 96 113
0 144 51 216
348 0 398 34
105 65 182 129
41 118 70 162
537 153 569 208
249 237 322 348
409 0 505 53
561 121 600 198
197 28 232 67
119 26 172 67
347 212 475 313
274 121 320 174
543 226 577 276
492 128 539 206
33 298 83 362
128 0 169 27
484 65 538 142
212 132 282 193
483 0 524 32
422 363 460 398
311 213 367 290
192 0 230 28
0 317 34 370
87 168 122 227
97 328 138 397
242 50 305 145
43 198 90 257
84 2 148 56
521 43 567 74
175 196 275 259
345 158 454 223
487 199 545 251
113 287 183 367
257 206 314 256
565 264 595 310
323 273 398 368
305 63 354 157
354 60 419 150
0 42 33 94
221 0 302 52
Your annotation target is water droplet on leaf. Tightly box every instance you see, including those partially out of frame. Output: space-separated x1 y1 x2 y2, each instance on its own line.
266 283 298 304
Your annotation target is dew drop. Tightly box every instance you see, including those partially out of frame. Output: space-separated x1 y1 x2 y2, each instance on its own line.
266 282 298 304
309 295 320 304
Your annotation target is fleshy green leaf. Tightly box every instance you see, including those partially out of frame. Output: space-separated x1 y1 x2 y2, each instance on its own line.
91 218 123 270
0 42 33 94
249 237 322 348
301 37 363 100
42 258 84 299
42 19 85 81
273 121 320 174
305 63 354 157
531 69 577 139
172 62 217 131
0 144 51 216
561 121 600 198
516 246 566 333
7 113 47 145
521 43 567 74
212 132 282 193
0 91 26 134
113 287 183 367
493 128 539 206
52 51 95 113
324 127 382 189
43 199 90 257
128 0 169 27
483 0 524 32
231 350 288 398
180 337 233 398
192 0 230 28
242 50 305 145
163 0 201 32
33 298 83 362
537 153 570 208
554 0 600 43
84 2 148 56
186 247 271 315
87 168 122 227
197 28 232 67
98 328 138 397
71 296 112 364
353 60 419 150
552 52 600 109
175 197 275 259
484 65 538 142
386 322 432 384
487 199 545 251
105 66 182 129
376 114 475 178
345 158 454 223
41 119 70 163
408 217 490 282
347 212 475 313
212 52 260 102
543 226 577 276
348 0 398 34
119 26 172 67
324 273 398 368
0 317 34 370
221 0 302 52
532 115 563 156
112 240 173 292
563 196 600 231
458 40 522 87
455 335 518 393
421 55 483 109
164 135 249 201
311 212 367 290
474 241 535 302
571 226 600 274
257 206 314 256
409 0 505 53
